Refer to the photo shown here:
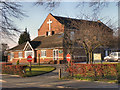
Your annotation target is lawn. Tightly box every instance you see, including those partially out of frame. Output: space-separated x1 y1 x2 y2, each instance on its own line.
24 65 55 77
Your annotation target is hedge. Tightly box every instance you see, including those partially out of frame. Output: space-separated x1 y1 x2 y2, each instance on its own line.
2 65 27 77
117 63 120 83
0 62 12 65
66 63 118 80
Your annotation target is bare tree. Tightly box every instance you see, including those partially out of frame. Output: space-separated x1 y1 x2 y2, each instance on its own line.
0 1 27 40
71 20 113 63
34 0 60 11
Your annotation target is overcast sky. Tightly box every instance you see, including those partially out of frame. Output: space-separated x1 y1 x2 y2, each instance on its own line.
3 1 118 48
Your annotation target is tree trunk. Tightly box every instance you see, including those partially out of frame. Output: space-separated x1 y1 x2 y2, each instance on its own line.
89 51 93 64
90 52 93 64
89 52 91 64
86 52 89 64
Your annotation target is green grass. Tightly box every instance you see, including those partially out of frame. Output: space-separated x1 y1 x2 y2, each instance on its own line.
24 65 55 77
94 62 118 64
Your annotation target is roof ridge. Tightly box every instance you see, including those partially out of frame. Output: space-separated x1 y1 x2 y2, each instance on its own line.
53 14 102 23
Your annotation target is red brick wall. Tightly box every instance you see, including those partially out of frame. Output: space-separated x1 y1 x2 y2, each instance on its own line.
36 49 64 63
38 13 64 36
8 51 35 64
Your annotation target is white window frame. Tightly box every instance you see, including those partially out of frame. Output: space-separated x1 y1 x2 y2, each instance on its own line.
10 52 14 61
18 52 23 58
41 50 46 57
53 49 59 60
48 31 51 36
25 51 34 58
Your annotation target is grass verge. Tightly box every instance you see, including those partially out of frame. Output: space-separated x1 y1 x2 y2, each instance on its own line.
24 65 55 77
61 75 118 83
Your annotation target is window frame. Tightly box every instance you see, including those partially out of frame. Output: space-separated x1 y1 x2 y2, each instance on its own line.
25 51 34 58
18 52 23 58
41 50 46 57
10 52 14 61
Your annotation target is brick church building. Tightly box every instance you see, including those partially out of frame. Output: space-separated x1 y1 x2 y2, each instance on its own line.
8 13 113 64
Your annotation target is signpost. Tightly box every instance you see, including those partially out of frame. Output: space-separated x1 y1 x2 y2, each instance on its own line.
93 53 102 63
66 53 73 76
66 53 71 66
38 54 40 65
27 55 32 72
66 53 71 62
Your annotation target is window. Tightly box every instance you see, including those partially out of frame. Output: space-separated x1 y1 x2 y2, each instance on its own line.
25 51 34 58
52 31 54 35
41 50 46 57
46 32 48 36
11 52 14 58
46 31 51 36
19 52 22 58
10 52 14 61
48 31 51 36
70 31 74 40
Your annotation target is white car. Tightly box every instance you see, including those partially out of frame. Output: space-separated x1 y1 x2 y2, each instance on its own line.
104 52 120 62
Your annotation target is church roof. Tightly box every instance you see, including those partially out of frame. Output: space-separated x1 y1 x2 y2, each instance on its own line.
53 14 112 31
8 33 63 51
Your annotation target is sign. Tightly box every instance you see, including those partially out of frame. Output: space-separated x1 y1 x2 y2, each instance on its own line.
27 55 32 62
94 53 101 61
59 50 63 53
66 53 71 62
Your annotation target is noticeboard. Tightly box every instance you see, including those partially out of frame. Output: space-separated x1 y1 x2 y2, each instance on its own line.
59 50 63 53
93 53 101 61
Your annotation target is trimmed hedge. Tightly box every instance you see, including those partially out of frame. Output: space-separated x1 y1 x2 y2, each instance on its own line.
0 62 12 65
2 65 27 77
66 63 118 80
117 63 120 83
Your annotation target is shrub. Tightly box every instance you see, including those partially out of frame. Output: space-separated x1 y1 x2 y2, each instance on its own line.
2 65 27 77
117 63 120 83
66 63 117 80
16 60 19 65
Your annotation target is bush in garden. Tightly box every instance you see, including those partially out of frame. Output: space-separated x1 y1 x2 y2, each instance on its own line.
16 60 19 65
2 65 27 77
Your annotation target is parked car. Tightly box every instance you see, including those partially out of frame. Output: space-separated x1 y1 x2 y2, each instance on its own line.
104 52 120 62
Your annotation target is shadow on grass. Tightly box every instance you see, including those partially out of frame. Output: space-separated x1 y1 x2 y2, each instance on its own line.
24 67 56 77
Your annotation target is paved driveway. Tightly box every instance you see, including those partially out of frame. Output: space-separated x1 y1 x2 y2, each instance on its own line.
1 64 119 89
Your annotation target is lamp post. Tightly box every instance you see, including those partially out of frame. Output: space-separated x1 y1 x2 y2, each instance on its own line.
38 54 40 65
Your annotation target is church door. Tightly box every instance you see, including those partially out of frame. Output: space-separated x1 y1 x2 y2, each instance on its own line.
53 49 58 60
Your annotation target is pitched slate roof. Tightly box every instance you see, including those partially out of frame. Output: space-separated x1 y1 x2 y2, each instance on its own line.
9 33 63 51
9 42 26 51
32 33 63 49
53 14 112 31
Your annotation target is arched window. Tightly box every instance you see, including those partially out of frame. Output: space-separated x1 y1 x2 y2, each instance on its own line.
52 31 54 35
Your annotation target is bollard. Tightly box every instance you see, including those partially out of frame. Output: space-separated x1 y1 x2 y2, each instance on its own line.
59 68 61 79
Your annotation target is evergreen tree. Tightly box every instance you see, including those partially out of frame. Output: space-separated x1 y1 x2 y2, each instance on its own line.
18 28 31 45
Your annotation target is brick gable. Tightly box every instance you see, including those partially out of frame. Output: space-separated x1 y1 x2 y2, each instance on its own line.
38 13 64 36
